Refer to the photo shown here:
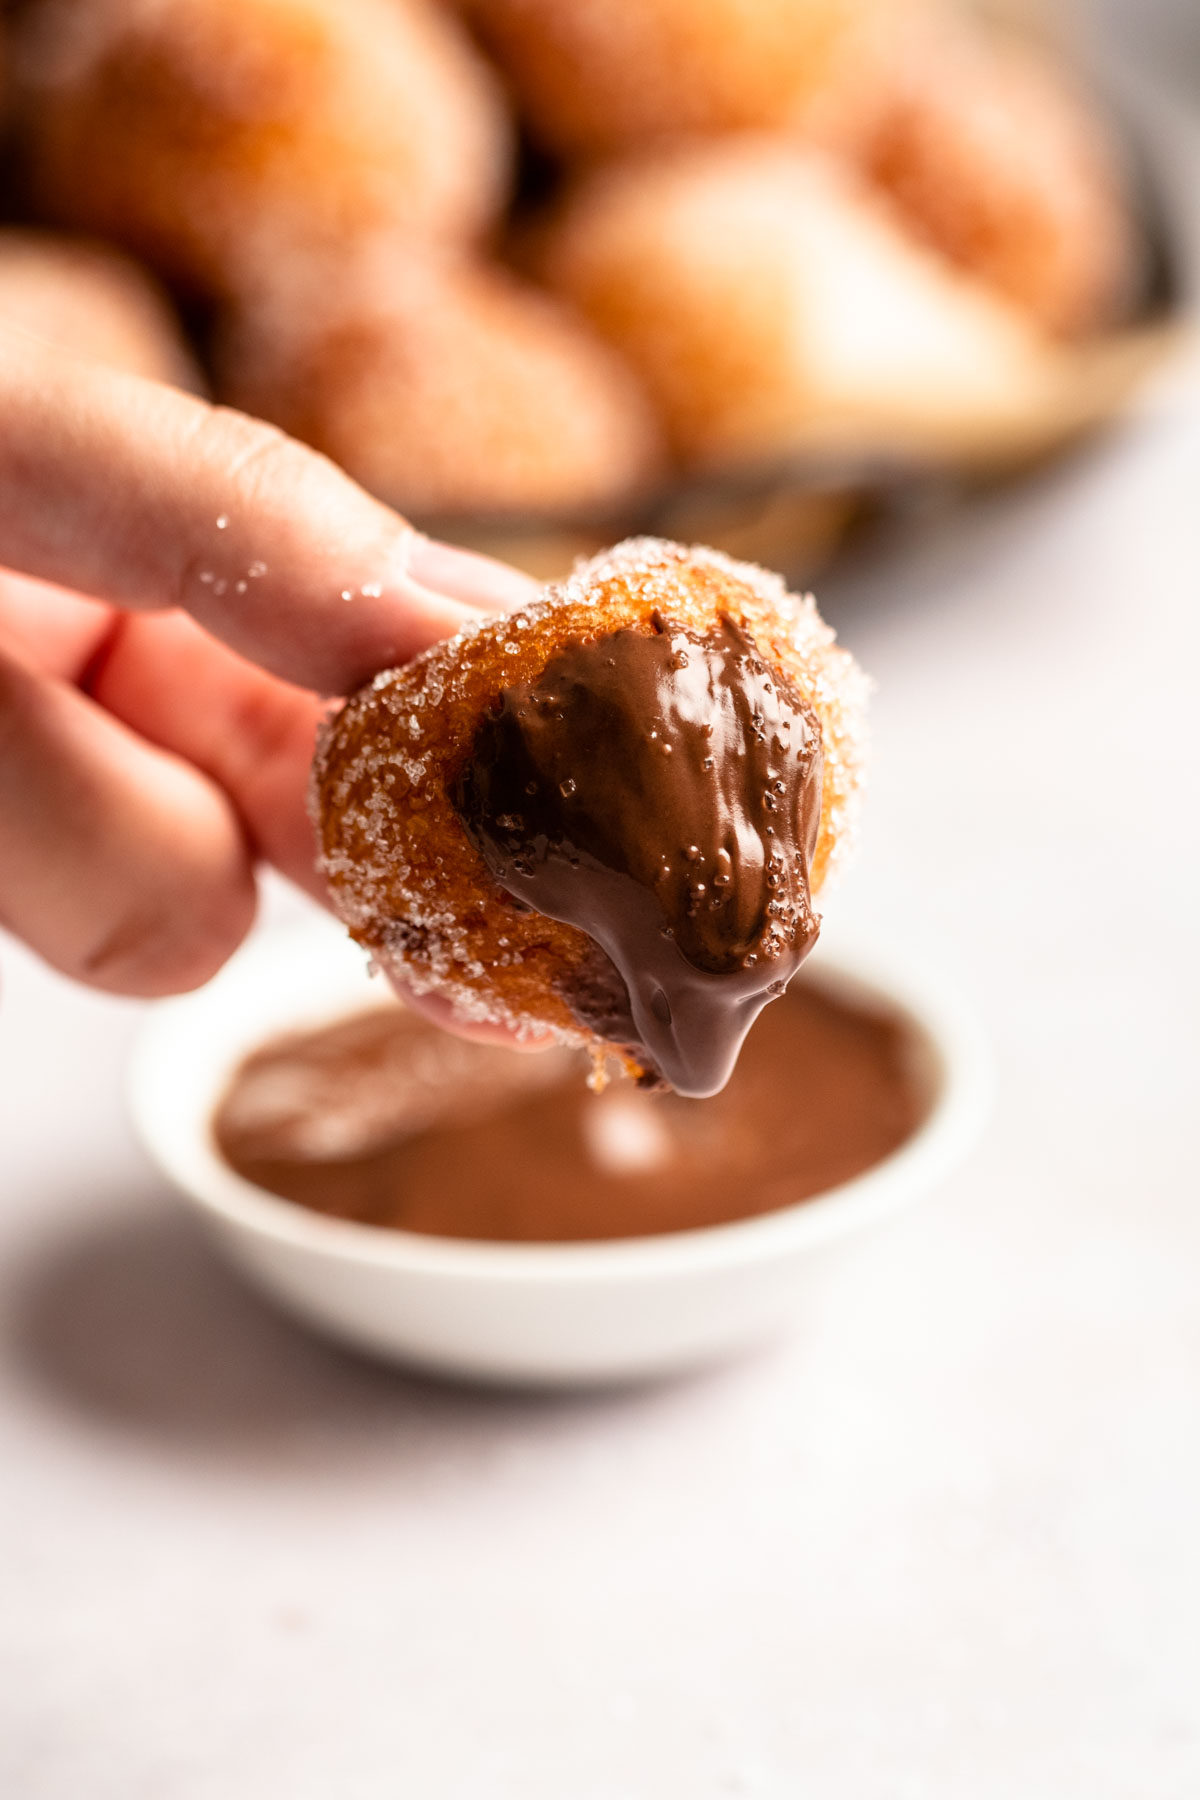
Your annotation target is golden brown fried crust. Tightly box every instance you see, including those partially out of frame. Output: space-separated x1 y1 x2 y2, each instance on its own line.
15 0 511 297
313 539 868 1068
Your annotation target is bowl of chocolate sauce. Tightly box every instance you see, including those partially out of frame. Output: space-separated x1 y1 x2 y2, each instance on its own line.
128 918 990 1386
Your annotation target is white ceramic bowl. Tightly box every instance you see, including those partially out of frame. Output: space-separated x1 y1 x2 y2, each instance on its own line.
128 919 991 1387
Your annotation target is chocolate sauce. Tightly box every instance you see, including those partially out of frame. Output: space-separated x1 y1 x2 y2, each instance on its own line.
215 980 928 1244
453 618 824 1097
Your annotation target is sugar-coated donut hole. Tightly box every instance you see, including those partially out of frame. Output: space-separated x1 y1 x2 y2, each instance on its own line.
313 538 869 1082
863 17 1141 336
460 0 903 161
16 0 512 297
536 140 1065 471
215 240 664 521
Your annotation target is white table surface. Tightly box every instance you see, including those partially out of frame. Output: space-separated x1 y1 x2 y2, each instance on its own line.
5 67 1200 1800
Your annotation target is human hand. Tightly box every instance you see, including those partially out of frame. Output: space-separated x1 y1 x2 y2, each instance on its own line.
0 327 536 1002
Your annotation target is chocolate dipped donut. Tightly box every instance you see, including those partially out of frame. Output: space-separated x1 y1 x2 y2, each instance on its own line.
313 539 868 1097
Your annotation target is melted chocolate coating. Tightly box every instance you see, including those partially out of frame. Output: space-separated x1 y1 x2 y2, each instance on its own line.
453 617 824 1096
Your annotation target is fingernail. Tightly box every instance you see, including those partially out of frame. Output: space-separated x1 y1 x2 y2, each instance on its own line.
404 533 540 614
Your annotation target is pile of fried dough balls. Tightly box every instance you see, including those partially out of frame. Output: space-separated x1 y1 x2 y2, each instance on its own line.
0 0 1143 524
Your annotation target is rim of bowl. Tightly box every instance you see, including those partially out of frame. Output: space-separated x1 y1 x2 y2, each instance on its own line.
128 920 993 1285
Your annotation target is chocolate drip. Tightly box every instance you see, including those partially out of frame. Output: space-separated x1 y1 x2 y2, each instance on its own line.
453 617 824 1097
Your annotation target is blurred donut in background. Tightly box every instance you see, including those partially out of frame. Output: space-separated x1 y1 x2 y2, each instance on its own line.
217 242 663 522
0 229 203 387
462 0 1138 341
864 16 1142 335
0 0 1154 550
459 0 906 160
12 0 511 297
537 141 1062 471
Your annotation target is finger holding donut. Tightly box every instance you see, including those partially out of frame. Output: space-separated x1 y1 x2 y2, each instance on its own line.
0 333 536 1000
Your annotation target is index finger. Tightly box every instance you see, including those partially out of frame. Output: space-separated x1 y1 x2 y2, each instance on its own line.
0 329 537 693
